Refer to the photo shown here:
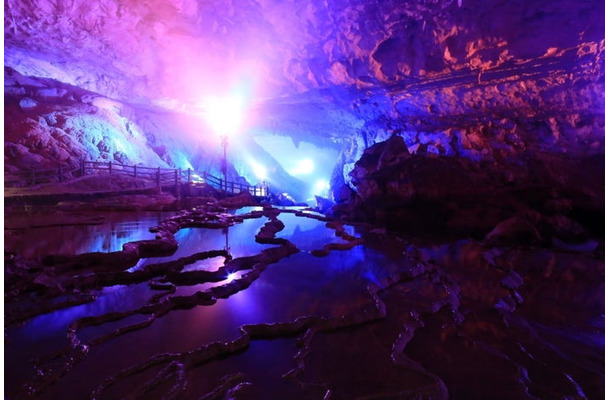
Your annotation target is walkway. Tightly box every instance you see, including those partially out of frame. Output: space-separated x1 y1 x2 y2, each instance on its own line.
4 160 270 198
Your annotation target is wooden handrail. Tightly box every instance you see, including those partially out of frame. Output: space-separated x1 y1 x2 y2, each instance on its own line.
5 159 270 197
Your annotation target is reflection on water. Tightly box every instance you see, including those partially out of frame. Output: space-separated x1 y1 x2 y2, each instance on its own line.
139 217 272 264
5 206 379 398
4 211 174 260
4 206 604 400
276 212 346 252
232 206 263 215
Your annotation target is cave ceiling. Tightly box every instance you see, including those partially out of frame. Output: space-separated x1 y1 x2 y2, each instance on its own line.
5 0 604 137
3 0 605 195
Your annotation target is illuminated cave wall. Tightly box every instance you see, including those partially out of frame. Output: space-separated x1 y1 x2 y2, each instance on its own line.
3 0 605 205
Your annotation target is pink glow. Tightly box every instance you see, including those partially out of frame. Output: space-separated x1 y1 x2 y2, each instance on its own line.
203 94 246 136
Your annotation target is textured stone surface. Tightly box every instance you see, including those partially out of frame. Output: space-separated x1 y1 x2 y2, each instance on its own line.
4 0 604 151
4 1 604 231
3 2 604 398
4 206 604 399
333 134 603 242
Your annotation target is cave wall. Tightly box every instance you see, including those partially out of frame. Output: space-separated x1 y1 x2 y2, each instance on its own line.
5 0 603 117
4 68 221 175
3 0 605 218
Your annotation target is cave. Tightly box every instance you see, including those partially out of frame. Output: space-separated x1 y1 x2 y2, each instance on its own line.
4 0 605 399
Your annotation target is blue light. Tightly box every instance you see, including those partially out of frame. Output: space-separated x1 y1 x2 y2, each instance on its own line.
312 179 330 197
290 158 314 175
249 160 268 180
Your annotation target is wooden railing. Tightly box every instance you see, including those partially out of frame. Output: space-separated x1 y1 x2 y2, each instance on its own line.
5 160 270 198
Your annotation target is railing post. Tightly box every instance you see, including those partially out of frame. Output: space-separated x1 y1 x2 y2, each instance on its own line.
187 168 191 183
175 169 179 185
108 161 112 174
156 167 160 186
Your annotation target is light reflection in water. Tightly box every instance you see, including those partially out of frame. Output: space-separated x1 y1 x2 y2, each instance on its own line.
275 211 354 252
7 208 373 340
14 209 378 338
4 206 413 399
18 282 156 339
4 206 604 400
134 217 273 269
4 211 174 260
232 206 263 215
181 256 226 272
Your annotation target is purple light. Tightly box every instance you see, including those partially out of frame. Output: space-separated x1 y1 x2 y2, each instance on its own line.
204 95 245 136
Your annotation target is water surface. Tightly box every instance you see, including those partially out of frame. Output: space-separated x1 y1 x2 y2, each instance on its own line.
4 206 604 399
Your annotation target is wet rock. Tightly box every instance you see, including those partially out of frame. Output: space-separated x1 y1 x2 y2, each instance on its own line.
501 270 525 291
485 217 543 245
338 136 496 233
314 195 334 214
218 191 258 209
4 206 603 399
6 86 26 96
335 133 604 241
36 87 68 98
19 97 38 109
543 197 573 214
543 214 589 242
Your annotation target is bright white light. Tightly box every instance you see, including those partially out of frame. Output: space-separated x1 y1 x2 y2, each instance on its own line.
313 179 330 196
226 272 238 282
250 161 267 180
204 95 244 136
113 138 126 152
290 159 314 175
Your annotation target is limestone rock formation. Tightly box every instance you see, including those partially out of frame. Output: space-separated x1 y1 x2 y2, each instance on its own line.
333 134 603 242
3 2 605 398
4 0 604 221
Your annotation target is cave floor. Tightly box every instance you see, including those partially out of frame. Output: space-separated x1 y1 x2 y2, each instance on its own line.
4 205 604 400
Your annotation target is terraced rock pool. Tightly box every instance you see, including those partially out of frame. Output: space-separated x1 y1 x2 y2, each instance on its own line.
4 204 604 399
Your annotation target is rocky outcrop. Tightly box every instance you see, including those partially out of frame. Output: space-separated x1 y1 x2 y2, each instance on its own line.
4 0 603 104
4 68 183 173
333 135 603 243
3 0 605 225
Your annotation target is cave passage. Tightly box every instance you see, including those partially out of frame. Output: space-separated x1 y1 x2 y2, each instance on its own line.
3 0 605 398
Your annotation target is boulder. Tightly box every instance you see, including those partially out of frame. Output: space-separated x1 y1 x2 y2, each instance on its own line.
19 97 38 109
219 191 259 209
485 217 543 245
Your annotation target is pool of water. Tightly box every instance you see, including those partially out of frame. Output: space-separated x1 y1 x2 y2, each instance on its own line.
4 206 604 400
4 210 175 260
